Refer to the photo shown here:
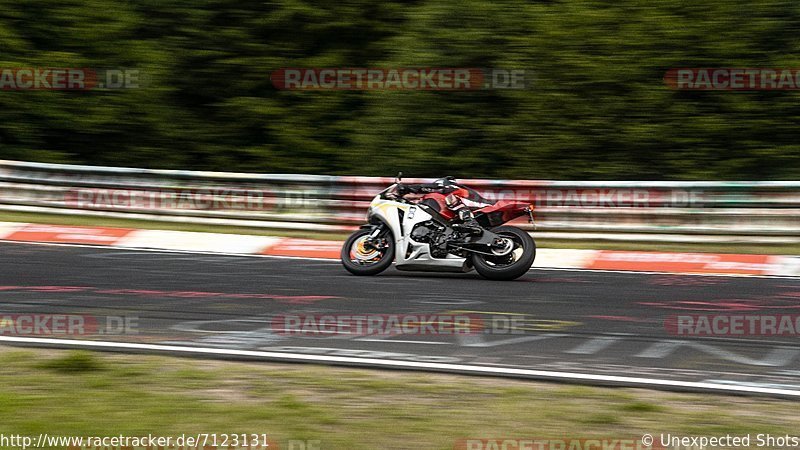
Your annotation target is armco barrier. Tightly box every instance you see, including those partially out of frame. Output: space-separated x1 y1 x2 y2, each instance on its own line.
1 159 800 243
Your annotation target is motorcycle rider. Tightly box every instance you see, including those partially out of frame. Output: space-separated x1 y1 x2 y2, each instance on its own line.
396 176 492 234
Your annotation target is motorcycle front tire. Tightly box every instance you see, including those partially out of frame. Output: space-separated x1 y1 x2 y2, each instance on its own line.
341 228 395 276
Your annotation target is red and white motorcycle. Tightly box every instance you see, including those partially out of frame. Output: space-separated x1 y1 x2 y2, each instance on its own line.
341 174 536 280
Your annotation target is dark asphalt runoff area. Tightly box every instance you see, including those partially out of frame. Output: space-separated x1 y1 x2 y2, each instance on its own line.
3 241 800 393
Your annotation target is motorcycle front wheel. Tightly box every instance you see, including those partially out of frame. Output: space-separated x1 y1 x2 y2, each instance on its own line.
341 227 395 276
472 226 536 281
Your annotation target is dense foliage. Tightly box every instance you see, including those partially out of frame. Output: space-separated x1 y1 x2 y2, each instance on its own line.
1 0 799 179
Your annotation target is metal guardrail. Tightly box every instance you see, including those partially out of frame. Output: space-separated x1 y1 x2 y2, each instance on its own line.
2 159 800 243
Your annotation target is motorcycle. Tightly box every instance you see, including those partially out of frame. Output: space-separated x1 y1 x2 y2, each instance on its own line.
341 174 536 280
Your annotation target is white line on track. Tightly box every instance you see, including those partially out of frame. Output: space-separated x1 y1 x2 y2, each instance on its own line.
0 335 798 398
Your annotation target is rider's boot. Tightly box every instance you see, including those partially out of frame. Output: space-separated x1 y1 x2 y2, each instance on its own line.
455 208 483 236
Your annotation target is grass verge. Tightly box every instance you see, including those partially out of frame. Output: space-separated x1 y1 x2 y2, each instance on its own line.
0 346 797 450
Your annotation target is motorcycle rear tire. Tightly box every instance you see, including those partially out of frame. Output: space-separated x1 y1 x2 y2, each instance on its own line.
472 226 536 281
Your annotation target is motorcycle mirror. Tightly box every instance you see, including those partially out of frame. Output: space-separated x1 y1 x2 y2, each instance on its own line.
396 172 403 183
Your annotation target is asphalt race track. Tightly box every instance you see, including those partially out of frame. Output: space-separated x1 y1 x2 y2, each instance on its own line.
3 241 800 396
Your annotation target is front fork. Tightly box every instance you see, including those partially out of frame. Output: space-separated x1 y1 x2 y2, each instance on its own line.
367 225 382 240
361 223 389 250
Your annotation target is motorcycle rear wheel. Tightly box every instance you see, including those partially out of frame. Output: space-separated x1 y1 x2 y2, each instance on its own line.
341 228 395 276
472 226 536 281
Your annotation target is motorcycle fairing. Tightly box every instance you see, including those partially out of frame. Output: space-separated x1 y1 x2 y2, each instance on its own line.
475 200 532 227
368 196 469 272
